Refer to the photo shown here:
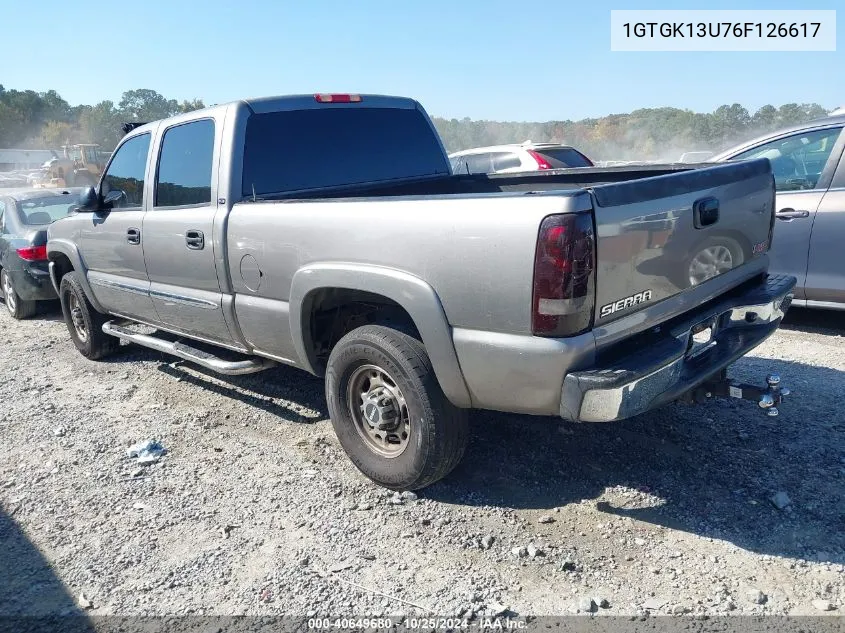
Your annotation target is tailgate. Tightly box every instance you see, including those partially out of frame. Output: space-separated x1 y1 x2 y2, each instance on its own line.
589 158 775 325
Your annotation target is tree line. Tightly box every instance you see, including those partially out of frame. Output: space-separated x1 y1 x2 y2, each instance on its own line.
0 85 205 151
432 103 832 160
0 84 833 161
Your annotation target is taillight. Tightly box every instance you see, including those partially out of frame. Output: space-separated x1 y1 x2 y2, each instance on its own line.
314 94 362 103
527 149 553 170
532 213 596 337
16 245 48 261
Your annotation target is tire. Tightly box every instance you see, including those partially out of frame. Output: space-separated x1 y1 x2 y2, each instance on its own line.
59 271 118 360
684 236 745 288
325 325 469 491
1 268 37 320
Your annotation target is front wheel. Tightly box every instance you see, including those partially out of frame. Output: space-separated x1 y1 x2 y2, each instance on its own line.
59 271 118 360
1 269 37 320
325 325 469 491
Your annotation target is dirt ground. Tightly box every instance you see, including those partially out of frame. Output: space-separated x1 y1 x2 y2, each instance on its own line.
1 301 843 619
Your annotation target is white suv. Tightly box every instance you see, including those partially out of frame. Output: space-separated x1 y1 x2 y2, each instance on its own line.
449 141 593 174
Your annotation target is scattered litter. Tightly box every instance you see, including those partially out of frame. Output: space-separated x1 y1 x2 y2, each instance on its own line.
78 593 93 609
538 515 555 524
133 502 147 510
329 561 353 573
812 599 834 612
578 597 596 613
488 602 509 616
745 589 767 605
126 440 166 465
770 491 792 510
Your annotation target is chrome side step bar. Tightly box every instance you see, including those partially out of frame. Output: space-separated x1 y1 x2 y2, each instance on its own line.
102 321 276 376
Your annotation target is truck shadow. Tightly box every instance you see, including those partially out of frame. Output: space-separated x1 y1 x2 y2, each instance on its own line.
780 306 845 335
156 361 328 425
0 507 96 630
429 356 844 565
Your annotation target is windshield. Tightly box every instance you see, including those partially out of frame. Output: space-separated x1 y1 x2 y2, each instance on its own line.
17 196 78 225
241 107 449 197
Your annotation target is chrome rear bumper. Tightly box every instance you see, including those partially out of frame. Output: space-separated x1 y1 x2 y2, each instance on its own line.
560 274 796 422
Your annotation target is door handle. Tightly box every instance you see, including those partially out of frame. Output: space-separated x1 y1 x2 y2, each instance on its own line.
185 230 204 250
776 208 810 221
127 228 141 245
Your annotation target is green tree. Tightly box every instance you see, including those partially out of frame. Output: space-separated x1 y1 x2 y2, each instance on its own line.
178 98 206 113
118 89 179 121
78 100 123 149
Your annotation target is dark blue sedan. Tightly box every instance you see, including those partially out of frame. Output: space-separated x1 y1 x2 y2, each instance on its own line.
0 188 82 319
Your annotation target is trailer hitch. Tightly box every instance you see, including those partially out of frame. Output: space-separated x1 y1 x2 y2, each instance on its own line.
687 372 790 417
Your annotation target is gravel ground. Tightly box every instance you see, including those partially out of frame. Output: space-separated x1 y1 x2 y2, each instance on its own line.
1 301 843 619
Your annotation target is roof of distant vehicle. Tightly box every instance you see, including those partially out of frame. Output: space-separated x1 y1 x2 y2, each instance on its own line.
2 187 84 201
449 141 583 157
713 114 845 161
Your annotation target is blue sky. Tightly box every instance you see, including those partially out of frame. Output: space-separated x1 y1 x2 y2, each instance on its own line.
5 0 841 121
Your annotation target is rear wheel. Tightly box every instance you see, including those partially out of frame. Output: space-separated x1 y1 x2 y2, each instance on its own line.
325 325 469 491
59 271 118 360
1 269 37 320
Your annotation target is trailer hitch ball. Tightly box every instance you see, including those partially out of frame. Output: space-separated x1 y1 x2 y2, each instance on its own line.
766 374 780 387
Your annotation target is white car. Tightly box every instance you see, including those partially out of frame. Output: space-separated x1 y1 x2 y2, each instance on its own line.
449 141 593 174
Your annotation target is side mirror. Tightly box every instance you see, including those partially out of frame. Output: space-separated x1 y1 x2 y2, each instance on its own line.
77 187 99 212
103 189 125 207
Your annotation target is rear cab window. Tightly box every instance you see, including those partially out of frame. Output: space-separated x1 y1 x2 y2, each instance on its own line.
241 107 449 197
155 119 215 207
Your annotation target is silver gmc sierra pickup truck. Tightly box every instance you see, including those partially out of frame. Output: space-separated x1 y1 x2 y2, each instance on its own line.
47 93 796 490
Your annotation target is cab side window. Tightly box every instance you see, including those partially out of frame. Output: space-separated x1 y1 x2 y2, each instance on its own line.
464 153 492 174
490 152 522 171
731 127 843 191
101 133 152 208
155 119 215 207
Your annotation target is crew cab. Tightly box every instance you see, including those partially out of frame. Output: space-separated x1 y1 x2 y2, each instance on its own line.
47 93 795 490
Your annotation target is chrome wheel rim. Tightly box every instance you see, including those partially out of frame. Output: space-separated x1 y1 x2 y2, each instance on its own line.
68 293 88 342
347 364 410 458
2 271 15 313
689 245 733 286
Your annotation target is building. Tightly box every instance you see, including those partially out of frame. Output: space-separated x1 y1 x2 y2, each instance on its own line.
0 148 58 171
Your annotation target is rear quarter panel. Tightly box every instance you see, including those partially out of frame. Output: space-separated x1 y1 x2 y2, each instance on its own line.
225 191 591 334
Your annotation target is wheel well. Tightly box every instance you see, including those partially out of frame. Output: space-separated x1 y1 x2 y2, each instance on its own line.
48 253 74 283
306 288 420 373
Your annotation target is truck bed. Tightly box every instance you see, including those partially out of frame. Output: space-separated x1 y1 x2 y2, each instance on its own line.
244 158 775 332
259 162 733 201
